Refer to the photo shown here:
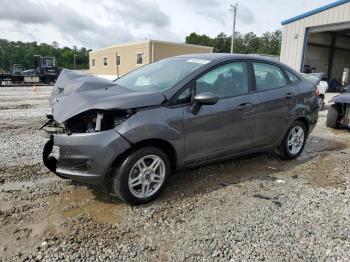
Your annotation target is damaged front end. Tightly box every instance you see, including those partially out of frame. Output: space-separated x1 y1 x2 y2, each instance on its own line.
41 109 133 178
41 69 164 185
63 109 133 134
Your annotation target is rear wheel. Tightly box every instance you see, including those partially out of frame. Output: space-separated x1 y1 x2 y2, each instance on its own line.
326 104 341 129
276 121 307 160
110 147 170 205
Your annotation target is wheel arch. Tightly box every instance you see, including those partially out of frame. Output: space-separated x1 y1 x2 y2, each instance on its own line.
111 138 178 172
294 117 310 134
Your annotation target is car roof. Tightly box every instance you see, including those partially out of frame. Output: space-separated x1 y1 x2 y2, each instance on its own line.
172 53 296 71
174 53 279 63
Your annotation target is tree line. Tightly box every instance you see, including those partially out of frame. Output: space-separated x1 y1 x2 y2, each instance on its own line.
0 39 91 72
0 30 281 72
185 30 282 55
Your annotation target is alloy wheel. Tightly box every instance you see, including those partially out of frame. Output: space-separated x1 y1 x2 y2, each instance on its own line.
318 97 324 110
128 155 166 198
287 126 305 155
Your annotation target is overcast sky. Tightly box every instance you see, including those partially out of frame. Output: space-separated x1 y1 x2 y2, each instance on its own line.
0 0 335 49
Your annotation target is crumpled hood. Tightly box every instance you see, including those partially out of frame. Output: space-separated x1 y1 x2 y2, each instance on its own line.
50 69 166 123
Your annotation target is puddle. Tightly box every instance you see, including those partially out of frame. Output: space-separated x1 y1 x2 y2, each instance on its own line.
302 136 349 160
162 153 291 200
50 188 126 225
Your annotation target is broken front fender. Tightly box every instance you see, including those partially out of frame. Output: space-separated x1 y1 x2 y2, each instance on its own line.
42 129 131 185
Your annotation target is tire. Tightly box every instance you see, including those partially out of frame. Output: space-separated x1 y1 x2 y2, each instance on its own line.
110 147 170 205
318 96 324 111
326 104 341 129
276 121 307 160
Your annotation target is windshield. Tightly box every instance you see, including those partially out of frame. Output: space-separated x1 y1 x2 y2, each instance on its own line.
42 57 56 67
115 57 210 92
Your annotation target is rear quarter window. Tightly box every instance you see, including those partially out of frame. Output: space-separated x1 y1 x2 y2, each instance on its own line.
286 70 300 84
253 63 288 91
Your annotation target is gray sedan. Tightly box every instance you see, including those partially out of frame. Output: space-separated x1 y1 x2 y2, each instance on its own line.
43 54 319 205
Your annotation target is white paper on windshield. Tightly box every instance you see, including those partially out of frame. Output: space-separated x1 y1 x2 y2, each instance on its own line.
186 58 210 65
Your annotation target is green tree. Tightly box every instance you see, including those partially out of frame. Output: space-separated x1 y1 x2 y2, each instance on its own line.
185 30 282 56
0 39 91 71
213 33 229 53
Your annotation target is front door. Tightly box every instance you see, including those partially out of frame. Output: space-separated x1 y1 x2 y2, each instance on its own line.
183 62 257 164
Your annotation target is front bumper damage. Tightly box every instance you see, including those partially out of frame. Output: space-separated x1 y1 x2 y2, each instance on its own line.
42 69 162 185
42 129 131 185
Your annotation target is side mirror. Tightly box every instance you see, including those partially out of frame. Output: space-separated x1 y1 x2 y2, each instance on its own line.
191 92 218 114
193 92 219 105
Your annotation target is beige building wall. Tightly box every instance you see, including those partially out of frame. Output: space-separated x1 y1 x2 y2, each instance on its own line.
89 41 150 77
151 41 213 61
280 2 350 71
89 40 213 78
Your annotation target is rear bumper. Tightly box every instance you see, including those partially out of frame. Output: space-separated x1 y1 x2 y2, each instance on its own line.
43 129 131 185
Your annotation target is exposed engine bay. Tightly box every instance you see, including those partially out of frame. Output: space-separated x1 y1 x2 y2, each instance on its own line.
41 109 133 134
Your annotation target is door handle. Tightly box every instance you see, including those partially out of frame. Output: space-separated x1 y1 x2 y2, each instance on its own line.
236 103 253 111
284 93 295 100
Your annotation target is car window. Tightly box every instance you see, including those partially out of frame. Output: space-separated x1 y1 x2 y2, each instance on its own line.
195 62 248 98
175 88 192 104
253 63 288 91
286 70 300 84
301 74 319 86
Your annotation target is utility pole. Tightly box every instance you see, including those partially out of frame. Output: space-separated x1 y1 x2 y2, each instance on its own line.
73 54 77 70
230 3 238 54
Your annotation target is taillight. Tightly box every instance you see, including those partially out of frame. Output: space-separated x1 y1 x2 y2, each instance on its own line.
314 86 320 96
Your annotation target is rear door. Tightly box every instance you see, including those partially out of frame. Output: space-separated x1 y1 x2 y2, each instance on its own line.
252 62 297 148
182 61 258 164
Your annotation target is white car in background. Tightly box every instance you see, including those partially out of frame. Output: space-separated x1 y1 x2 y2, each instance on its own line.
301 73 328 110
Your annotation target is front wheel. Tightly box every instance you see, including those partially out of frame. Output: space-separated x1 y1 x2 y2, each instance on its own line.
110 147 170 205
276 121 307 160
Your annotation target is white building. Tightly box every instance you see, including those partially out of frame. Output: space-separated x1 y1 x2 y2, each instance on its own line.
280 0 350 82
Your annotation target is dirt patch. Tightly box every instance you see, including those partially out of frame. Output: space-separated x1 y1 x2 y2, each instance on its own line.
0 185 127 258
299 154 347 190
0 164 49 183
308 173 346 189
0 121 39 132
0 104 34 110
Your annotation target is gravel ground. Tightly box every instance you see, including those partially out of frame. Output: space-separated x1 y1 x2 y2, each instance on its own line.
1 86 350 261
